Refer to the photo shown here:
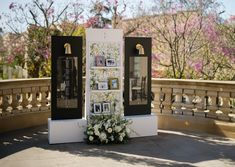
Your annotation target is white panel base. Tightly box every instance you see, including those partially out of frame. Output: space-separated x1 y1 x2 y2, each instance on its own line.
125 113 158 138
48 118 87 144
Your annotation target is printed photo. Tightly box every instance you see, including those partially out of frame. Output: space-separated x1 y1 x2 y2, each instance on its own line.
102 102 111 113
95 56 105 66
109 78 119 89
94 103 102 113
106 58 116 67
98 81 108 90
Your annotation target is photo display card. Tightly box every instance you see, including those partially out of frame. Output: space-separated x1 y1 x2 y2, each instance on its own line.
85 29 123 117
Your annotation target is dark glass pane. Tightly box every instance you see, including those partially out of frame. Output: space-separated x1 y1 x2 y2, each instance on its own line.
129 57 148 105
56 57 78 108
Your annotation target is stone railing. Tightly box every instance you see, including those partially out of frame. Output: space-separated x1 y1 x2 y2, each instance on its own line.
0 78 51 117
1 78 235 122
152 79 235 122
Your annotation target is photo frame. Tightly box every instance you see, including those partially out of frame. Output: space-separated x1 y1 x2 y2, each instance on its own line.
106 58 116 67
102 102 111 113
93 103 102 114
95 56 105 66
98 81 108 90
109 78 119 90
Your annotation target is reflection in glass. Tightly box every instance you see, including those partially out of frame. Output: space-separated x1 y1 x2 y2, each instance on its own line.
129 57 148 105
57 57 78 108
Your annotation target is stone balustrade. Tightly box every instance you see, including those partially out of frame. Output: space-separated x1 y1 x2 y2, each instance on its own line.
0 78 51 117
152 78 235 122
1 78 235 122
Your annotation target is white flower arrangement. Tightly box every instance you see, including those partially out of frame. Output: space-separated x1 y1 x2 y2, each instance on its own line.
85 114 132 144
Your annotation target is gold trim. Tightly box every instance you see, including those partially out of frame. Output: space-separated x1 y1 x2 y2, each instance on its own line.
109 78 119 90
136 44 145 55
64 43 72 55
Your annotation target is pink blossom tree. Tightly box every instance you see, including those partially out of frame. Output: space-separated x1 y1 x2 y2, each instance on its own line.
86 0 145 36
2 0 84 77
144 0 223 79
0 33 26 68
200 15 235 80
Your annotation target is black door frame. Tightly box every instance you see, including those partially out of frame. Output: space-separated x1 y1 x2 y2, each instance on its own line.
124 37 152 116
51 36 83 120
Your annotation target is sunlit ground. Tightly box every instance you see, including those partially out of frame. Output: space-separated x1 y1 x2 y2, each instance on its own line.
1 125 235 167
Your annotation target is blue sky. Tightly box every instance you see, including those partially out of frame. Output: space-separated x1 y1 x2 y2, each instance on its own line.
1 0 234 18
0 0 235 32
218 0 235 19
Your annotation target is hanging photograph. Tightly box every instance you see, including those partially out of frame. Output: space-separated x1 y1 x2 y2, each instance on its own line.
109 78 119 89
95 56 105 66
102 102 111 113
106 58 116 67
98 81 108 90
89 41 121 67
93 103 102 114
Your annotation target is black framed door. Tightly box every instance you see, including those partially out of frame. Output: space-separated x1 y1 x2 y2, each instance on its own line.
51 36 83 120
124 37 152 116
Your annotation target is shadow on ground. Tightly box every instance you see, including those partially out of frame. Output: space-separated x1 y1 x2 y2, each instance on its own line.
0 125 235 166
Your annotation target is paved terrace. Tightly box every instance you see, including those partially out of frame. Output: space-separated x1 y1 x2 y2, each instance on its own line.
0 125 235 167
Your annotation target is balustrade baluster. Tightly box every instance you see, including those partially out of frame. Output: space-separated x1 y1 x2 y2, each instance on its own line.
207 91 218 119
182 89 195 116
31 87 39 112
47 87 50 109
161 88 172 114
172 88 183 115
40 86 49 111
152 86 162 113
230 92 235 122
2 89 12 116
21 88 31 112
217 92 231 121
12 88 21 114
194 90 206 117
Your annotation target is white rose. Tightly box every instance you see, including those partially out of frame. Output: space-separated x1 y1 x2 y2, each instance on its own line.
89 136 94 141
94 130 100 136
114 126 121 133
107 128 112 133
99 132 107 141
119 136 123 142
121 133 126 137
87 130 94 135
94 124 100 131
105 123 109 130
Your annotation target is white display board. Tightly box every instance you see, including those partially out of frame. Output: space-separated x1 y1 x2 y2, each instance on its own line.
85 29 123 118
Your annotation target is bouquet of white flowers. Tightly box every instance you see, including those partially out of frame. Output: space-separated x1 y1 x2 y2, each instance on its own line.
85 114 132 144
